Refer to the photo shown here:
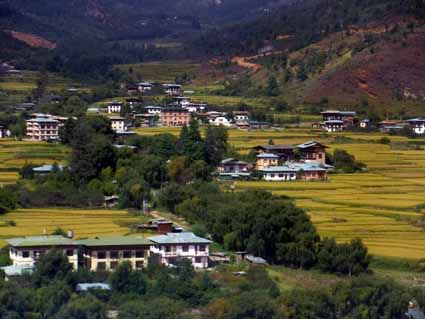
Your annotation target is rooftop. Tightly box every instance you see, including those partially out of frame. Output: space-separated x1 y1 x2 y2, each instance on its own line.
261 163 326 173
297 141 327 149
257 153 279 159
7 235 77 247
255 144 294 150
1 265 34 276
76 283 111 292
149 232 212 244
246 255 268 265
33 164 65 173
77 236 151 247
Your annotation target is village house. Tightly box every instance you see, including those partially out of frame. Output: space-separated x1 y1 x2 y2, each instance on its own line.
182 103 208 113
160 107 191 127
174 96 191 105
0 125 10 138
320 110 357 132
145 105 163 114
15 102 36 112
149 232 211 269
78 237 151 271
137 82 153 93
218 158 252 179
297 141 327 166
163 84 182 96
209 114 232 127
7 235 79 269
233 111 250 122
254 144 295 162
107 102 123 114
407 118 425 135
360 119 370 128
33 164 65 177
125 98 143 108
127 84 139 95
260 163 327 181
256 153 279 170
248 121 272 130
26 114 61 141
109 116 127 132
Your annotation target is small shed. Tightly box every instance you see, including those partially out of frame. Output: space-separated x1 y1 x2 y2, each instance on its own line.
245 255 268 266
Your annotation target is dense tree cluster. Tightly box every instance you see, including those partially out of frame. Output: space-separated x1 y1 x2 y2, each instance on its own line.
328 149 367 173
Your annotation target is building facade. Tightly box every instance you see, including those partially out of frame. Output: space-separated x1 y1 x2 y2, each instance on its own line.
407 118 425 135
261 164 327 182
7 236 79 269
256 153 279 170
110 116 126 132
78 237 151 271
149 232 211 269
107 102 123 114
26 115 60 141
160 108 191 127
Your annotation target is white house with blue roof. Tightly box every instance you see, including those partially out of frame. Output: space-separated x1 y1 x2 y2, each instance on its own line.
149 232 211 269
261 163 327 181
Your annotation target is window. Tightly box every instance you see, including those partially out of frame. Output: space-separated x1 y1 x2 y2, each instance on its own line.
270 174 275 178
135 250 144 258
66 250 74 257
22 251 30 258
182 245 189 252
318 154 323 159
97 251 106 259
110 251 119 259
195 257 202 263
110 261 118 270
136 261 144 269
278 174 284 178
123 251 132 258
97 262 106 271
165 246 171 252
199 245 206 252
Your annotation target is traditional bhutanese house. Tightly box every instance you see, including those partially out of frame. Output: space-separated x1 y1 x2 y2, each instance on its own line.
260 163 327 182
107 102 123 114
218 158 252 180
360 119 370 128
256 153 279 170
78 236 152 272
407 118 425 135
182 103 207 113
233 111 250 122
109 116 126 132
127 84 139 95
145 106 163 114
160 107 191 127
125 98 143 108
163 84 182 96
248 121 271 130
149 232 211 269
137 82 153 93
7 235 79 269
323 119 345 132
0 125 10 138
297 141 327 166
253 144 294 161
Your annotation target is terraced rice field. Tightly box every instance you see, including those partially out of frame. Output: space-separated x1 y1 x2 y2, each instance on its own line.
137 127 425 259
0 139 69 184
0 208 146 247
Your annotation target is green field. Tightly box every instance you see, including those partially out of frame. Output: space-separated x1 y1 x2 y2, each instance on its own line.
0 139 69 184
137 127 425 260
0 208 147 247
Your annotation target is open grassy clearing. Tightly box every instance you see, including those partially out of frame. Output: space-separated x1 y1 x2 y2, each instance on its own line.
0 208 148 247
136 127 425 259
0 139 69 184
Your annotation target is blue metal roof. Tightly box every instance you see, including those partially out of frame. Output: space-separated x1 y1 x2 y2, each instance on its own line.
149 232 211 244
261 163 326 173
257 153 279 159
33 164 64 173
76 283 111 292
1 265 34 276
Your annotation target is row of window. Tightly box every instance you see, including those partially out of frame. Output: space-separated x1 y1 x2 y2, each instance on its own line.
94 250 145 259
96 260 144 270
154 244 207 253
16 249 75 258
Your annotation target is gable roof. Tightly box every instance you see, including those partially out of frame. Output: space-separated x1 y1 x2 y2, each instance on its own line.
257 153 279 159
149 232 211 244
297 141 328 149
254 144 294 151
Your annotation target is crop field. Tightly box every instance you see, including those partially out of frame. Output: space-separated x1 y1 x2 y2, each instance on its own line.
0 208 147 247
0 139 69 184
137 127 425 259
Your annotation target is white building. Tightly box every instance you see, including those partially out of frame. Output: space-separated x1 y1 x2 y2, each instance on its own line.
149 232 211 269
261 163 327 182
233 111 249 122
110 116 126 132
407 118 425 134
107 102 123 114
7 235 79 269
163 84 182 96
322 120 345 132
209 115 233 127
137 82 153 93
145 106 163 114
183 103 207 113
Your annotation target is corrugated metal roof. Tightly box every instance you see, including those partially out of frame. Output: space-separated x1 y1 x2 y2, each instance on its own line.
149 232 211 244
257 153 279 159
1 265 34 276
77 236 151 247
7 235 77 247
261 163 326 173
76 283 111 292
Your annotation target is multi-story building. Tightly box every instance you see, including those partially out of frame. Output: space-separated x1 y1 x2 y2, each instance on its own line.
107 102 123 114
137 82 153 93
109 116 126 132
233 111 250 122
149 232 211 269
256 153 279 170
7 235 79 269
160 108 191 127
163 84 182 96
26 115 61 141
145 106 163 115
320 110 357 132
261 163 327 181
78 237 151 271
